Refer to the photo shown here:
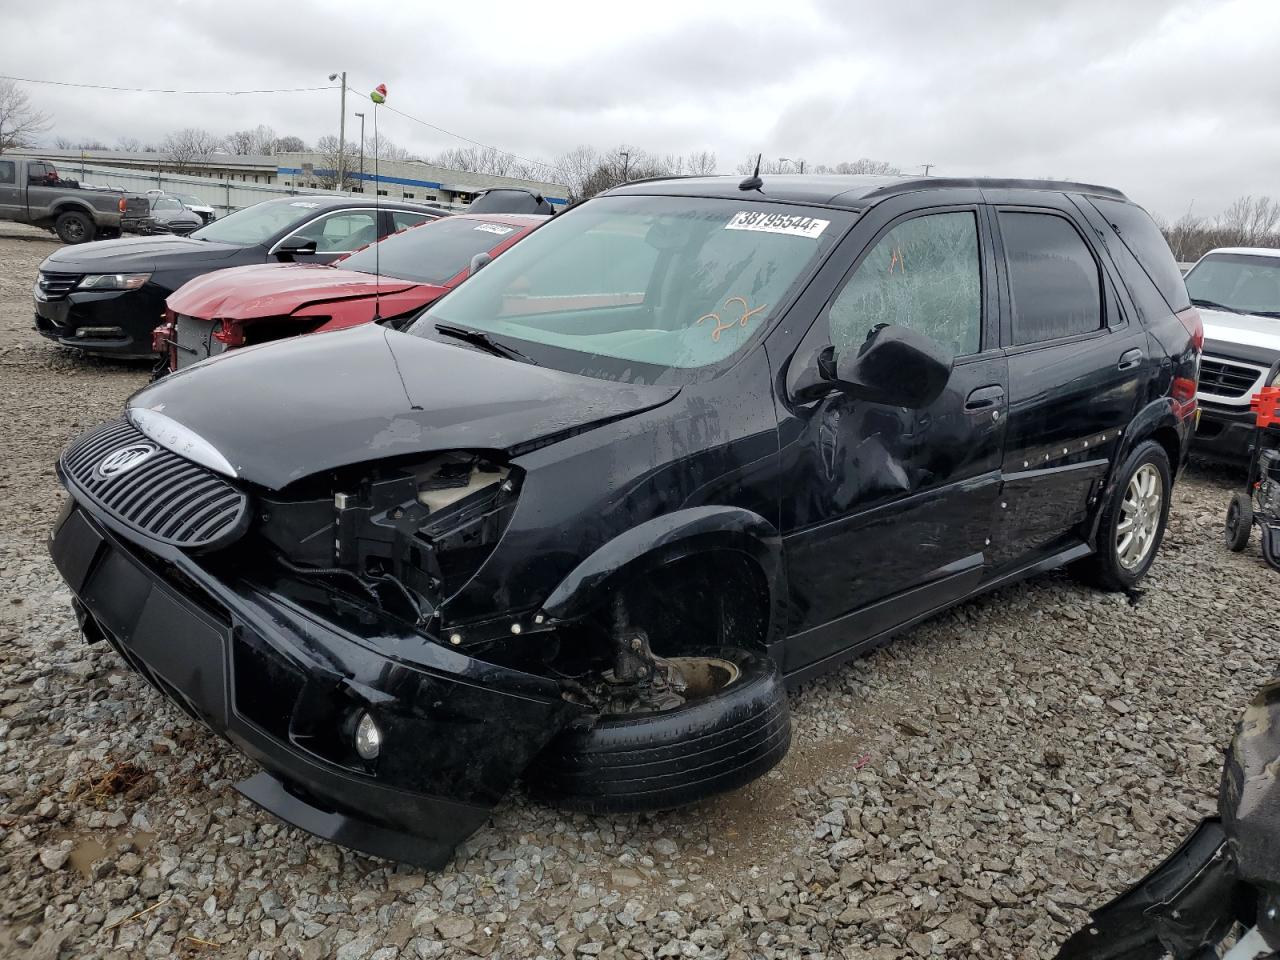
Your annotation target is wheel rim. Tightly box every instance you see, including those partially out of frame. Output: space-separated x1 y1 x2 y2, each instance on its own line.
1117 463 1162 570
598 655 741 716
66 220 84 240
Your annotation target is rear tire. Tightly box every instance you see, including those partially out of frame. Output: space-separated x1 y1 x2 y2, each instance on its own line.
1263 526 1280 573
54 211 95 244
1073 440 1171 591
527 648 790 814
1225 492 1253 552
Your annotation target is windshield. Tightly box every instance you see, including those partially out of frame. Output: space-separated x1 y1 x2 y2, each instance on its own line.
1185 252 1280 317
173 193 205 207
192 198 325 245
153 197 183 212
338 217 525 284
411 195 847 382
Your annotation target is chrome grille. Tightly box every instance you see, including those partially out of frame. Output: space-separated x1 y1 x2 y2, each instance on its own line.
1199 357 1263 399
60 418 248 550
37 271 82 300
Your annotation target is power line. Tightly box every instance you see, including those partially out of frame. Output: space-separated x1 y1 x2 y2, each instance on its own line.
0 74 335 96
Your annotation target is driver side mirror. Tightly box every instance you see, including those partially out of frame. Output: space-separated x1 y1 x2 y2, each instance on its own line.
275 236 318 261
468 252 492 276
825 324 953 408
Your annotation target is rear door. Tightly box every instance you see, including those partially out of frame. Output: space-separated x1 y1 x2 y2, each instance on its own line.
0 158 20 219
987 193 1147 568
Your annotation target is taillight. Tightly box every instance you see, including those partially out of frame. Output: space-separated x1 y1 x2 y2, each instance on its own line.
118 197 127 214
212 320 245 347
1177 307 1204 353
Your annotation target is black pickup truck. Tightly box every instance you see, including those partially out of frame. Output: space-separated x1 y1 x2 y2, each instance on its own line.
0 157 150 243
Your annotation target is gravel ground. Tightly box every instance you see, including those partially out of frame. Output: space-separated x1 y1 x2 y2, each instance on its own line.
1 223 1276 960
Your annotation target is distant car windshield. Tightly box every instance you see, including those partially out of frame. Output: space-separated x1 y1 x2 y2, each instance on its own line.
152 198 183 212
411 195 848 383
338 217 527 285
172 193 206 208
1185 253 1280 317
192 198 326 245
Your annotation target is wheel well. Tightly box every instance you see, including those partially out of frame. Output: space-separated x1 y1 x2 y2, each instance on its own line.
1150 425 1181 473
52 204 91 219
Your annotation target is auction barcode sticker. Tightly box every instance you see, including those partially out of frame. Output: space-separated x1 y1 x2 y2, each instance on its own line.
724 211 829 238
474 223 515 236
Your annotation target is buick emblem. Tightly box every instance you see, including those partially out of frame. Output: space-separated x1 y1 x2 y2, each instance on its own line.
96 443 157 479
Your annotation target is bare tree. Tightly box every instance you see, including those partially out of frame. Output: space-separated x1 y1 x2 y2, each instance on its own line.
1158 196 1280 262
225 124 280 155
552 145 599 200
115 136 143 152
681 150 717 176
734 155 791 175
364 135 411 162
809 158 902 175
54 136 107 150
0 79 51 153
274 135 307 154
162 128 221 173
314 135 359 189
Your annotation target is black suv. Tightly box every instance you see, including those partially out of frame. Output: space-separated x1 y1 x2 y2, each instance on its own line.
48 175 1200 867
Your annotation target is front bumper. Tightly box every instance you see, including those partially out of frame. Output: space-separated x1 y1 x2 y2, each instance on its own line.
1193 401 1256 462
49 500 580 867
33 285 164 358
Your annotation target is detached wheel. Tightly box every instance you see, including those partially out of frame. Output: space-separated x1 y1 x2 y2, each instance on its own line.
1073 440 1172 591
527 648 790 814
1225 492 1253 552
55 211 95 244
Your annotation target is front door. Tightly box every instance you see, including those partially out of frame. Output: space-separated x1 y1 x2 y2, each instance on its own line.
776 198 1007 672
986 199 1148 568
0 158 22 219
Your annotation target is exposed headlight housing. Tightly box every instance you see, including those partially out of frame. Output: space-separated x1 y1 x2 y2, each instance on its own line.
77 273 152 291
354 711 381 761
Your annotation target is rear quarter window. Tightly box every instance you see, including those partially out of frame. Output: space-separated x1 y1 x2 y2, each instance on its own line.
1089 197 1190 313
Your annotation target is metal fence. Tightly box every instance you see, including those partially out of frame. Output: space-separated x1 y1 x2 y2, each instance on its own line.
66 162 464 218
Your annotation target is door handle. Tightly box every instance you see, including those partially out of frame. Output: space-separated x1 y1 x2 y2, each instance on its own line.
965 384 1005 411
1118 348 1144 371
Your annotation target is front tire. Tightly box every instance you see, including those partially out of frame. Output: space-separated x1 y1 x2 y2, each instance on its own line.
54 211 95 244
1074 440 1172 591
527 648 790 814
1225 492 1253 552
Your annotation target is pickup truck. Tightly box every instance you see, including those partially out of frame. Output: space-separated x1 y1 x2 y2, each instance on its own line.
0 156 150 244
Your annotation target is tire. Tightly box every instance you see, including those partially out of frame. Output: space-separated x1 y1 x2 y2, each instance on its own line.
54 211 95 244
527 648 790 814
1263 526 1280 573
1225 492 1253 552
1073 439 1172 591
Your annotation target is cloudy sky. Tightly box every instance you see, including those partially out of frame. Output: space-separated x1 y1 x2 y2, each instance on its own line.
5 0 1277 219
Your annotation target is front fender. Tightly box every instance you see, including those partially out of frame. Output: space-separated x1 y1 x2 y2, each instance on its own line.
539 505 784 639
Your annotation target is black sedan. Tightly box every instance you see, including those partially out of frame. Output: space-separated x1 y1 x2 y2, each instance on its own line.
145 196 204 236
33 195 444 357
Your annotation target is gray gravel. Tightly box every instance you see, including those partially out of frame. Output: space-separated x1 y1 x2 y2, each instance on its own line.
1 223 1277 959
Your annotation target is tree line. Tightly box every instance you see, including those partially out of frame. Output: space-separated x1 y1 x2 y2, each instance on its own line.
1156 195 1280 263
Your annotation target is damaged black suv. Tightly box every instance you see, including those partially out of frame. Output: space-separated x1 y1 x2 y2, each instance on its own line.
49 174 1201 867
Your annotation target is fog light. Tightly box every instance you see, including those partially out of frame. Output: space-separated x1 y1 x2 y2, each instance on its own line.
354 711 381 761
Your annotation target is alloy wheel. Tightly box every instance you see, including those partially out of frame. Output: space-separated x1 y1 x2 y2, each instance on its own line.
1116 463 1162 570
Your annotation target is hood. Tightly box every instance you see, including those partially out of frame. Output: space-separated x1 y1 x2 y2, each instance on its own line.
167 263 427 321
128 323 679 490
1201 307 1280 354
41 234 244 272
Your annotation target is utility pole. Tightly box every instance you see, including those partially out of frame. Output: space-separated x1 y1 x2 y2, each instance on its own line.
328 71 347 190
619 151 630 183
921 163 934 176
354 111 366 190
780 157 805 174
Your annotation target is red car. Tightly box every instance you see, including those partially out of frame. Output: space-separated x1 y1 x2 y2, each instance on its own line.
154 213 546 372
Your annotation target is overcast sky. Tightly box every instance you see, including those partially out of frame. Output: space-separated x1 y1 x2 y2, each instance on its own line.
5 0 1277 219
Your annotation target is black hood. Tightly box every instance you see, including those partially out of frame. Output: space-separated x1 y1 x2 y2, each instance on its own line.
41 234 245 272
128 324 679 490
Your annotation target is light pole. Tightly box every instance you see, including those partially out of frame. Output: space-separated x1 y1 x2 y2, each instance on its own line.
780 157 804 173
619 151 630 183
328 71 347 189
354 111 366 190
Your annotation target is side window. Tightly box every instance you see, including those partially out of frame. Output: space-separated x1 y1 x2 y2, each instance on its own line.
392 210 432 231
290 211 378 252
1088 197 1190 312
829 211 982 359
1000 212 1102 345
0 160 14 185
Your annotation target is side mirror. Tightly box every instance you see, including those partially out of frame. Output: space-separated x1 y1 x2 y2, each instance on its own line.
468 252 492 276
827 324 953 408
275 236 318 261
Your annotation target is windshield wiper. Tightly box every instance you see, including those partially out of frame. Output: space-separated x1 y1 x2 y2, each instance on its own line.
433 323 536 365
1191 297 1236 312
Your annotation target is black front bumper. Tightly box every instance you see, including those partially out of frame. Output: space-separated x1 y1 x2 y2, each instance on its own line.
33 285 164 358
1192 401 1256 462
49 502 579 867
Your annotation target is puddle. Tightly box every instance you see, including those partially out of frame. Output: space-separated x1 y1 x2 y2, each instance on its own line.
67 830 156 879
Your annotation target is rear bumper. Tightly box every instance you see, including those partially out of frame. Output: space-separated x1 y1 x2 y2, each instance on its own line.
32 285 164 358
1193 402 1256 461
49 500 579 867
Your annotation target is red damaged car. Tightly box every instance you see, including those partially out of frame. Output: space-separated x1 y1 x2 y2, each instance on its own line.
154 213 546 372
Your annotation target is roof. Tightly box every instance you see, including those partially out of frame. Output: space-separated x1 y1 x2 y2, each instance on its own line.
1200 247 1280 260
606 174 1128 209
450 213 550 226
257 194 445 212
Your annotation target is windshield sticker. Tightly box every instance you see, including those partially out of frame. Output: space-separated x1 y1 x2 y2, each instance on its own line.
290 201 321 208
696 296 769 342
474 223 515 236
725 211 829 239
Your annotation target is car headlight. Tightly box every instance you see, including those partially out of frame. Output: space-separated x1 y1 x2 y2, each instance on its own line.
77 273 152 291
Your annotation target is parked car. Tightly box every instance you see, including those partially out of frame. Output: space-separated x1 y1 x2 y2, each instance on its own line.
148 190 216 224
48 174 1199 867
1183 247 1280 460
33 195 444 358
145 196 204 236
154 213 545 373
468 187 557 215
0 156 149 243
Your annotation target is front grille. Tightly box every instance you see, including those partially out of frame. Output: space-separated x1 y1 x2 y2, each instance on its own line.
37 271 82 300
1199 357 1264 399
61 418 249 550
174 314 227 370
